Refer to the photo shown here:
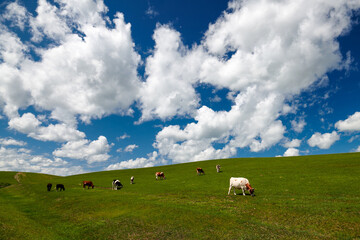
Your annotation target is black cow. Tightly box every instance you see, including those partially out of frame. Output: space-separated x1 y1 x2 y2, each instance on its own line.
56 184 65 191
47 183 52 191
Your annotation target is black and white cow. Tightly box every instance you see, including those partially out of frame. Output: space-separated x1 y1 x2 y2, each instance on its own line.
112 179 123 190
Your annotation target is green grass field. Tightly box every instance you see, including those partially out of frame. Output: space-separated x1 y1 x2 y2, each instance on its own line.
0 153 359 239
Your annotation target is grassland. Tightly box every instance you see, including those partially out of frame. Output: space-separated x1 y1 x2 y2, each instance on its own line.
0 153 359 239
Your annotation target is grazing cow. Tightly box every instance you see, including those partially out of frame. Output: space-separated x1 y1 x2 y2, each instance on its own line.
130 176 134 184
228 177 255 196
56 184 65 191
155 172 165 180
196 168 205 175
216 164 221 173
83 181 94 189
112 179 123 190
47 183 52 191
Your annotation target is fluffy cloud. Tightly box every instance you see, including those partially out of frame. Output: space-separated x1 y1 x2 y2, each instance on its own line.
138 25 202 122
124 144 138 152
106 151 165 170
2 2 28 31
53 136 112 164
0 146 84 176
0 137 26 146
8 113 41 134
1 0 140 169
154 88 285 163
1 0 141 125
8 113 85 142
307 131 340 149
146 0 359 163
201 0 356 94
335 112 360 132
117 134 130 140
283 139 301 148
291 118 307 133
283 148 300 157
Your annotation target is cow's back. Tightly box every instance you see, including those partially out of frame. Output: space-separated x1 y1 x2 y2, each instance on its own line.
230 177 249 188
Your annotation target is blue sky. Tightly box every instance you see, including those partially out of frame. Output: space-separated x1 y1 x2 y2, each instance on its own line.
0 0 360 176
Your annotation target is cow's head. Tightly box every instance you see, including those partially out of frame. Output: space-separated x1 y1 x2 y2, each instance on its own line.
250 188 255 197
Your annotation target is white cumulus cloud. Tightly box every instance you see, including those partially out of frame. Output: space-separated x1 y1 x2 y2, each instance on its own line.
291 118 307 133
139 25 202 122
0 137 26 146
283 139 301 148
307 131 340 149
283 148 300 157
124 144 138 152
0 146 84 176
146 0 359 163
335 112 360 132
1 0 141 132
8 113 85 142
53 136 112 164
106 151 165 170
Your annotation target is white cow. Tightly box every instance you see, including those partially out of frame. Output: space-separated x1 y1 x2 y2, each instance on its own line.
228 177 255 196
130 176 134 184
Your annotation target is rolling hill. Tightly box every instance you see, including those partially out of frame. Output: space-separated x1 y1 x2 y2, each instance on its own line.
0 153 359 239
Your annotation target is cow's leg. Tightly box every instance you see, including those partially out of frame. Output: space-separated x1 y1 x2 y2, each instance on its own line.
241 188 245 196
228 185 232 195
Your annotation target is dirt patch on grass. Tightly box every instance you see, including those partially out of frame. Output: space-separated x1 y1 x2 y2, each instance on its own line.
14 172 26 183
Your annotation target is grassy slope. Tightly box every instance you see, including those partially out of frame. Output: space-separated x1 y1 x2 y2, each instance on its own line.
0 153 359 240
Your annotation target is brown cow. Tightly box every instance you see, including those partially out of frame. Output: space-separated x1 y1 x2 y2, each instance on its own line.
82 181 94 189
155 172 165 180
196 168 205 175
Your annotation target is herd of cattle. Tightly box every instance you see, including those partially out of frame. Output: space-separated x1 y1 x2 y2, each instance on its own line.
46 164 255 196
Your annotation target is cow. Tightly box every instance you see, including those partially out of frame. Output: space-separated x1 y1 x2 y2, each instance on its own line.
216 164 221 173
47 183 52 191
228 177 255 196
155 172 165 180
83 181 94 189
130 176 134 184
56 184 65 191
196 168 205 175
112 179 123 190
